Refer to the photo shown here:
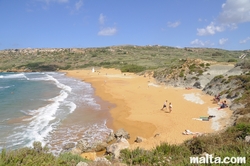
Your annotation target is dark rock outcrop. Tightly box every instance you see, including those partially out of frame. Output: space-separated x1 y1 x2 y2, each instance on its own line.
114 128 130 139
193 81 201 89
106 131 115 143
134 136 144 143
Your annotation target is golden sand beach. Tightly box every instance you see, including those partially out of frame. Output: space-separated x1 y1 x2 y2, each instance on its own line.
64 68 232 150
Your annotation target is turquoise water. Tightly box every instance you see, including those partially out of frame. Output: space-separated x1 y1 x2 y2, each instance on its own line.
0 72 113 154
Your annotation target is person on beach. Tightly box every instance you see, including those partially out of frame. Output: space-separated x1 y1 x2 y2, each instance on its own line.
169 102 173 113
161 100 168 110
213 94 221 102
193 115 215 121
182 129 203 136
218 100 228 109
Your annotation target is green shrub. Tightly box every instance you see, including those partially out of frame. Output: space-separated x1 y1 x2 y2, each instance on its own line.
228 59 237 62
184 138 207 155
199 63 205 67
120 64 146 73
57 153 88 166
60 64 71 70
0 142 88 166
120 144 191 165
179 70 185 77
213 75 224 81
212 52 223 56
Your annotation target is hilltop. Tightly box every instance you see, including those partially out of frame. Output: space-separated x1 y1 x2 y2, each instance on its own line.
0 45 249 72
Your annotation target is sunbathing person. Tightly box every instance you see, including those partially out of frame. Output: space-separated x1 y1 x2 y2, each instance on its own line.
192 115 215 121
213 94 221 102
218 100 228 109
182 129 203 136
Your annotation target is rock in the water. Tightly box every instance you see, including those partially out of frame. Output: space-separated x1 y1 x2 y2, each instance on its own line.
76 139 90 152
106 131 115 143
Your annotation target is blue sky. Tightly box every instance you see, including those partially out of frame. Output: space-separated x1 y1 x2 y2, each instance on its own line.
0 0 250 50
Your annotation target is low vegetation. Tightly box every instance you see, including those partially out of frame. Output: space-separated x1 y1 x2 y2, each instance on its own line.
0 142 88 166
0 46 248 72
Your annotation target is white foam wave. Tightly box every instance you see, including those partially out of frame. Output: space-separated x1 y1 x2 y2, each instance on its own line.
47 90 68 102
0 85 12 89
0 73 28 80
46 120 113 155
0 118 10 123
81 120 113 142
20 110 33 116
183 93 204 104
27 73 72 92
64 101 77 114
15 89 69 147
46 74 72 92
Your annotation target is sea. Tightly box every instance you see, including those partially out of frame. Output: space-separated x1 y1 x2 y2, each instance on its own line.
0 72 113 155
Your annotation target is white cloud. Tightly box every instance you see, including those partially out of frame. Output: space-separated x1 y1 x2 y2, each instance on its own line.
75 0 83 10
98 27 117 36
191 39 205 46
190 39 214 47
98 14 117 36
197 22 224 36
240 37 250 44
219 38 228 45
197 0 250 36
167 21 181 28
99 13 106 25
218 0 250 24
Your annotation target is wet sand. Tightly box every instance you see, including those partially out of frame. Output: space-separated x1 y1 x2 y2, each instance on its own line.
64 68 232 150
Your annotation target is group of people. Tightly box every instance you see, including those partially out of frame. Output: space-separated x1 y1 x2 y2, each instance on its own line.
218 100 228 109
161 100 172 113
213 94 228 109
160 93 228 114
